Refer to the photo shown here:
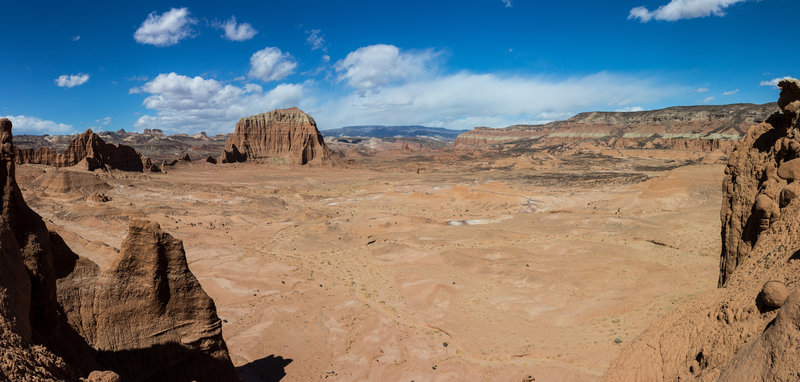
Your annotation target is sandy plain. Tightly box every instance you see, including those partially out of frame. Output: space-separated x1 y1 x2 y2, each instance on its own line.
16 150 723 381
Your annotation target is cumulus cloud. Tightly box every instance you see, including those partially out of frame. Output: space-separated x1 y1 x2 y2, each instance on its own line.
134 8 196 46
306 29 325 51
629 0 748 22
760 77 792 87
696 87 709 93
722 89 739 95
55 73 89 88
2 115 74 135
249 47 297 82
335 44 439 93
219 16 257 41
314 71 682 130
131 72 304 133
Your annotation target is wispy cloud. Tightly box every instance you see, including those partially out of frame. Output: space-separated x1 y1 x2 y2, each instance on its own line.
249 47 297 82
306 29 325 51
703 96 715 103
629 0 748 22
55 73 89 88
696 87 709 93
219 16 257 41
72 35 80 42
502 0 512 7
722 89 739 95
134 8 196 46
96 116 112 125
2 115 74 134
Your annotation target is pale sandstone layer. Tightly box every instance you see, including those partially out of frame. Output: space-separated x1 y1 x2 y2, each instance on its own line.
0 118 238 381
220 107 331 165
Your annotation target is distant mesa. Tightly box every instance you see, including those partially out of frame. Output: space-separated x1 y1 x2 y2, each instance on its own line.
453 103 778 153
16 128 144 171
219 107 331 165
322 125 468 142
0 118 238 380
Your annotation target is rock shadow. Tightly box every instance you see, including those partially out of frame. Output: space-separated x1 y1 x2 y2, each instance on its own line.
236 355 293 382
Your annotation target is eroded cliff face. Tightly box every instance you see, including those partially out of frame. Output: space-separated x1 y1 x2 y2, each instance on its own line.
16 129 143 171
453 103 778 153
602 79 800 381
0 118 238 381
220 107 331 165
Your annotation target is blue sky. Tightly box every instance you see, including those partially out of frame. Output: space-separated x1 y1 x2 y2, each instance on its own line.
1 0 797 134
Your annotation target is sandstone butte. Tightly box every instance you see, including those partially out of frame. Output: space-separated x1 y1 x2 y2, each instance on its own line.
219 107 332 165
16 128 143 172
0 118 238 381
603 78 800 381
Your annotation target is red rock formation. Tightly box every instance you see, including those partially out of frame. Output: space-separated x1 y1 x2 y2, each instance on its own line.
602 79 800 381
0 118 238 381
16 129 144 171
220 107 331 165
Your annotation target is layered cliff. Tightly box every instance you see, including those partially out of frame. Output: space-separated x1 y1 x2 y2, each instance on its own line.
16 129 143 171
0 118 238 381
603 80 800 381
454 103 778 153
220 107 331 165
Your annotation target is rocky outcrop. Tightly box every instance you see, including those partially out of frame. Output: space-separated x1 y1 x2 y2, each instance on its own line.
602 79 800 381
0 118 238 381
220 107 331 165
57 220 239 381
453 103 778 153
16 129 143 171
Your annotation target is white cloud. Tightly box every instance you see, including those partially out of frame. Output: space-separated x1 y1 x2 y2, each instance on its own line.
220 16 257 41
72 35 80 41
249 47 297 82
615 106 645 112
55 73 89 88
722 89 739 95
703 96 715 103
314 71 682 130
306 29 325 51
760 77 792 87
134 8 196 47
132 72 305 133
696 87 709 93
629 0 748 22
2 115 74 135
335 44 439 93
502 0 512 7
96 116 112 125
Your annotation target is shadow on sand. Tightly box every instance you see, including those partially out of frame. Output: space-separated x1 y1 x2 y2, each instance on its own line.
236 355 293 382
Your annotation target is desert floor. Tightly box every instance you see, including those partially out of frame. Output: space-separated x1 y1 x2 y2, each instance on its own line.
17 151 723 381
